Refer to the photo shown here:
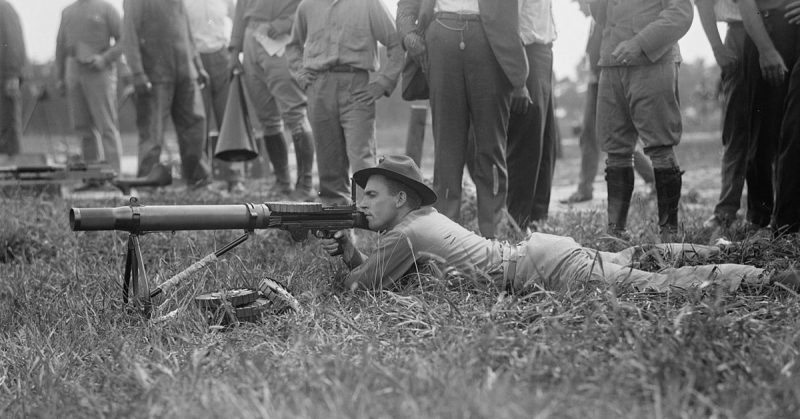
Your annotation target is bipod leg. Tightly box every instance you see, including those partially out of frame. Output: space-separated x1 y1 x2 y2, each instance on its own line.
122 234 152 317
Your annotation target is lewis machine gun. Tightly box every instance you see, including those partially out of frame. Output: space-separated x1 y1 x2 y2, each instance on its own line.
69 198 368 317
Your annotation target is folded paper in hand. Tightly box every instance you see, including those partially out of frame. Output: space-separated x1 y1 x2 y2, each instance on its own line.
254 32 291 57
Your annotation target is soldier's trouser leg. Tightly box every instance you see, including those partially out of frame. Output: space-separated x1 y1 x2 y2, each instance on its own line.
171 79 212 185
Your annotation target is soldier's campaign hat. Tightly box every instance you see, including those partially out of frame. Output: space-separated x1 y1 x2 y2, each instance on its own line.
353 155 437 206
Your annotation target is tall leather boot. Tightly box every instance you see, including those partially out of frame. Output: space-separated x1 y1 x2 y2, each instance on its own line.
291 129 316 199
606 166 635 236
262 133 292 197
654 167 682 239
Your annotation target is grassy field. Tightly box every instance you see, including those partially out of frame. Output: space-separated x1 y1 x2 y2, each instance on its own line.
1 135 799 418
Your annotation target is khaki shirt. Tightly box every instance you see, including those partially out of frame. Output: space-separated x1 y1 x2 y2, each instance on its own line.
286 0 404 96
229 0 300 51
345 207 506 291
55 0 123 80
595 0 694 66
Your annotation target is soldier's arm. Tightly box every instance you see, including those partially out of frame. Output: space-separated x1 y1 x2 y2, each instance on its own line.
101 3 124 66
121 0 145 80
632 0 694 63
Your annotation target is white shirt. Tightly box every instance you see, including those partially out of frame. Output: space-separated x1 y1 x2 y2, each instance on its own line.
184 0 234 54
519 0 557 45
435 0 480 14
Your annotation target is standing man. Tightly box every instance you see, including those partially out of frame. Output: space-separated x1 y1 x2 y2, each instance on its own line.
55 0 125 175
230 0 316 200
696 0 748 232
122 0 213 189
736 0 799 234
184 0 246 194
561 9 656 205
592 0 693 239
506 0 558 231
287 0 404 205
0 0 25 158
397 0 531 238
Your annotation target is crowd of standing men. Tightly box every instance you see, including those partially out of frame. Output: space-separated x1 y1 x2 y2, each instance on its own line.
0 0 798 237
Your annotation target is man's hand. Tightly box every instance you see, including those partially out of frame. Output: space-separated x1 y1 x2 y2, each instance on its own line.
296 70 317 91
88 54 107 71
786 1 800 24
353 82 385 105
404 33 428 71
611 39 645 65
759 48 788 86
228 48 243 76
265 23 280 39
712 45 738 71
321 230 356 259
3 78 20 98
197 67 210 89
132 73 152 95
510 86 532 115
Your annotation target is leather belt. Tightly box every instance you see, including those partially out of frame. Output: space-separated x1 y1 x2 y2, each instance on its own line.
325 64 367 73
435 12 480 21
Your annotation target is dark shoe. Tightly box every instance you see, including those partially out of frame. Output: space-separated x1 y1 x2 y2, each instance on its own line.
606 166 635 235
560 191 592 204
654 167 682 236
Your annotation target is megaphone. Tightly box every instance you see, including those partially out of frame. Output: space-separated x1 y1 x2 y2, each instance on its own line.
214 73 259 162
113 163 173 195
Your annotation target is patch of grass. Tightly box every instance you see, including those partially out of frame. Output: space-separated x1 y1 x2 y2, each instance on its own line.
1 179 799 418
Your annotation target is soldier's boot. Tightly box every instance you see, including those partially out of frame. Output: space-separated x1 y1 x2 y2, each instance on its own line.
263 133 292 198
606 166 635 237
290 129 316 201
654 166 682 241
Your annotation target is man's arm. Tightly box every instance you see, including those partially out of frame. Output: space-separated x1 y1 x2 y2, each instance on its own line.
622 0 694 63
100 2 124 67
353 0 404 104
285 5 313 89
229 0 247 51
325 229 418 291
738 0 787 86
121 0 148 87
696 0 737 69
